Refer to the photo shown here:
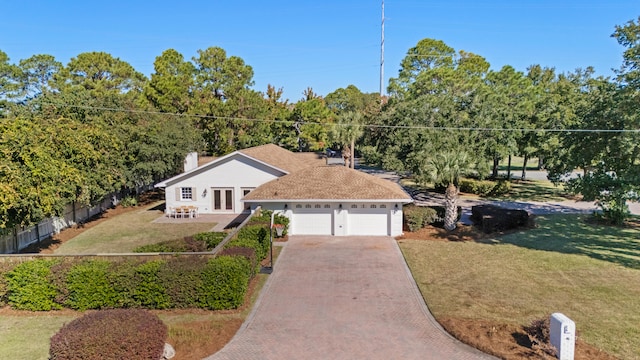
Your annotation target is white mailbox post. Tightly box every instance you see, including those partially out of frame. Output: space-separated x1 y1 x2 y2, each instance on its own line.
550 313 575 360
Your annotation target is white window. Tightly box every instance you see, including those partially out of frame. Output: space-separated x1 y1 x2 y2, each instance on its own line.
324 204 331 208
380 204 387 209
181 187 193 201
241 188 254 210
315 204 321 208
305 204 312 208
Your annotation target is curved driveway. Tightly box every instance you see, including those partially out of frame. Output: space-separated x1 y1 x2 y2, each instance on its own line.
206 236 496 360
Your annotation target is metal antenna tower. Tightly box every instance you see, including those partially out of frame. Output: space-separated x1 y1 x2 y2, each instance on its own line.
380 0 385 96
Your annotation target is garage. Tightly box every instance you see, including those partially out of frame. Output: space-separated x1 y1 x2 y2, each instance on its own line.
347 206 390 236
291 204 333 235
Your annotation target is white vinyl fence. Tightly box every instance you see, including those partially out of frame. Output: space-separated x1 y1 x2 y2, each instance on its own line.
0 188 150 254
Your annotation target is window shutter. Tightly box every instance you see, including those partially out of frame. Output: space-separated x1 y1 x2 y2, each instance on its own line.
192 187 197 201
175 187 181 201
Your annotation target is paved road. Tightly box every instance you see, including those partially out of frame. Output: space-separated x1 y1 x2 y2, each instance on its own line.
205 236 497 360
358 166 640 220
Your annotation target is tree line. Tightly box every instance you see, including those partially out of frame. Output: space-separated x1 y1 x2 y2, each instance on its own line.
0 16 638 230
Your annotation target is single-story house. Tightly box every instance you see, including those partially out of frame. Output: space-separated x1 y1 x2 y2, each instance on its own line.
155 144 412 236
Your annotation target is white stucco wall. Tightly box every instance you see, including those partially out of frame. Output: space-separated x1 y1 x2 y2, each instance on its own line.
165 155 285 214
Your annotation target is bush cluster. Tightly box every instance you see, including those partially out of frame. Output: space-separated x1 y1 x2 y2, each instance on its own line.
0 262 16 307
250 210 289 237
133 231 227 253
1 255 253 311
470 205 531 233
49 309 167 360
119 196 138 208
4 259 62 311
403 205 438 232
459 179 511 196
226 224 269 262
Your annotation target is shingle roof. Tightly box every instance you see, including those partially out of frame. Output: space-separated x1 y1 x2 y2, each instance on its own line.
239 144 312 173
243 165 412 201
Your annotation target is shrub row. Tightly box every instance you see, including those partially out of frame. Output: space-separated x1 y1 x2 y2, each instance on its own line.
459 179 511 197
403 205 463 231
226 224 269 264
1 255 253 311
50 309 167 360
133 231 227 253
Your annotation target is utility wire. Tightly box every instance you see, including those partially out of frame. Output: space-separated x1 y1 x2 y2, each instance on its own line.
41 102 640 134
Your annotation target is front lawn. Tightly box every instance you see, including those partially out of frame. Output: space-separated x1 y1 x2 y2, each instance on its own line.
399 214 640 359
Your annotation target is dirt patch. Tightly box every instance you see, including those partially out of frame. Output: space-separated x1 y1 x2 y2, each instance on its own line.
439 317 617 360
397 224 488 242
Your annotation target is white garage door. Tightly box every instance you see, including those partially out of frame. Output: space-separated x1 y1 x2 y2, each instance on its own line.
348 208 389 236
292 207 333 235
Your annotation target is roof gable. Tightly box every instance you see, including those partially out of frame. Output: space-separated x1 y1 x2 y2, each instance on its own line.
239 144 312 173
243 165 412 201
155 143 319 188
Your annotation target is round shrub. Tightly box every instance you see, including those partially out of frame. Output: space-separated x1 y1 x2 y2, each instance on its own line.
50 309 167 360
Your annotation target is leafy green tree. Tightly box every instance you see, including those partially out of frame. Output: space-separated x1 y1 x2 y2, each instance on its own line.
143 49 195 114
286 88 334 152
190 47 265 155
54 52 146 97
478 65 534 179
18 54 62 99
612 15 640 88
0 50 22 114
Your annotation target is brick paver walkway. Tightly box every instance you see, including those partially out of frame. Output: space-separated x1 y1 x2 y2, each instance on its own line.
205 236 497 360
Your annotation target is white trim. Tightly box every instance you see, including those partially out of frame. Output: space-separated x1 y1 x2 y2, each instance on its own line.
155 151 290 188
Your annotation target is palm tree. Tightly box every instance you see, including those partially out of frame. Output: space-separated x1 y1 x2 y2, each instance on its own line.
428 151 468 231
330 111 364 169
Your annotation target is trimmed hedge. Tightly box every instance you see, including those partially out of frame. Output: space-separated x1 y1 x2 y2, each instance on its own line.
200 255 253 310
3 255 254 311
459 178 511 197
470 204 531 233
66 260 119 310
0 262 16 307
227 224 269 261
49 309 167 360
133 231 227 253
4 259 62 311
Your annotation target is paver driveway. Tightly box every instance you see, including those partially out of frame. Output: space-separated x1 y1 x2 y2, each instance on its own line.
206 236 496 360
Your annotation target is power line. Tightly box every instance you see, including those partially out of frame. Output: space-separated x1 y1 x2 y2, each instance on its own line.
40 101 640 134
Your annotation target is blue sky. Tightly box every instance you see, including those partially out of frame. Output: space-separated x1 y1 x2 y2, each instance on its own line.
2 1 638 101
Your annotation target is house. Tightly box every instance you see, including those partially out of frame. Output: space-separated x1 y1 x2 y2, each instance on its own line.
155 144 412 236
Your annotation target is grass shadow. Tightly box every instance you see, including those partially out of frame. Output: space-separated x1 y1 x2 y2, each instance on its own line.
483 214 640 269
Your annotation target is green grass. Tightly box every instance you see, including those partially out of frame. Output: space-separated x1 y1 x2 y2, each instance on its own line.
0 313 78 360
402 176 574 203
54 202 218 254
497 156 541 171
399 214 640 360
0 248 280 360
494 179 573 202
